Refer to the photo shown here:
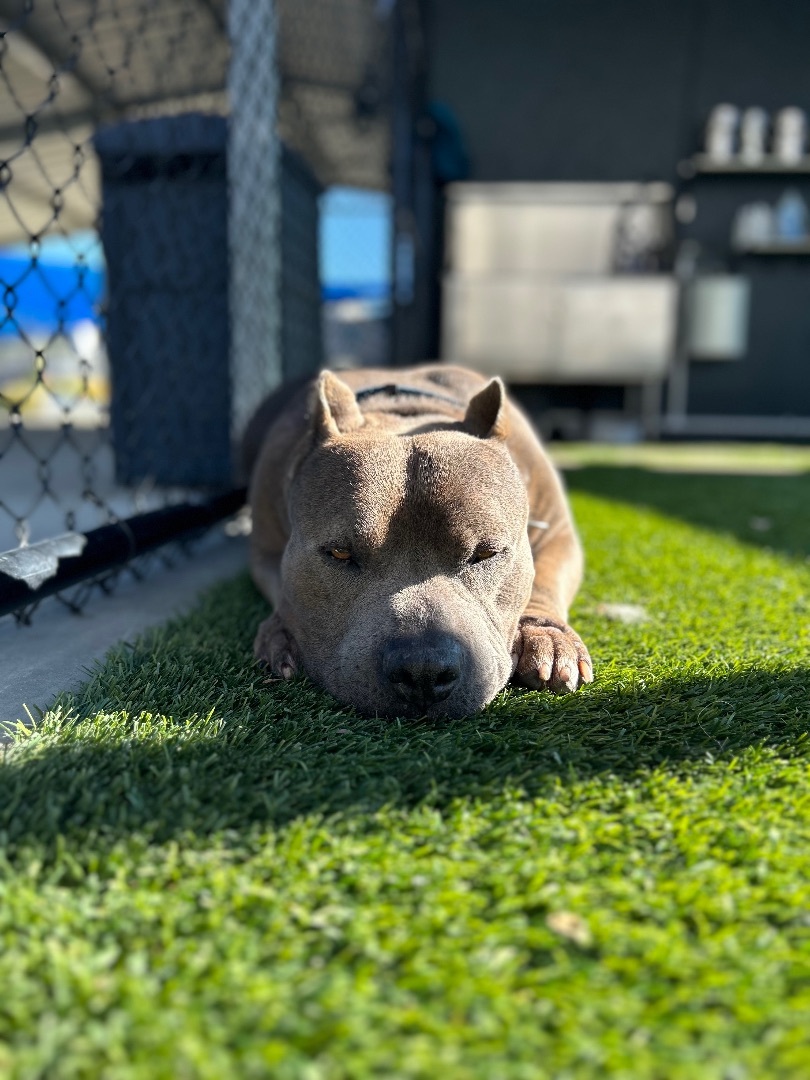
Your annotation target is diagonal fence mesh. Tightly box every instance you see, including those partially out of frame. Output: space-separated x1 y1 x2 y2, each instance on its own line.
0 0 396 624
0 1 230 558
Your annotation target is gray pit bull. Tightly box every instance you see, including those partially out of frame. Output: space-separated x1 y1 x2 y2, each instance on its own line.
242 364 592 718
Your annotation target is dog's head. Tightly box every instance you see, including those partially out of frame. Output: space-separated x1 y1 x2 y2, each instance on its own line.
279 372 535 718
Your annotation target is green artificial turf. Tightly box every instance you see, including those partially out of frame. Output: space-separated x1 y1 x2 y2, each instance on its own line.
1 446 809 1079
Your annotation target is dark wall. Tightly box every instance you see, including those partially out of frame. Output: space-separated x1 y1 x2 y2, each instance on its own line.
426 0 694 181
425 0 810 420
426 0 810 183
691 2 810 119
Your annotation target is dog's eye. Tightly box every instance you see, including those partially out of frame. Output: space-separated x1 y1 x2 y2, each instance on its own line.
469 544 499 564
329 547 352 561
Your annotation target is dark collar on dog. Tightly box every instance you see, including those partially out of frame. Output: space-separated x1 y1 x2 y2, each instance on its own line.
354 383 463 409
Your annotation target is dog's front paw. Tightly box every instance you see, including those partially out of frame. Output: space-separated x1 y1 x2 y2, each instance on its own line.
253 614 301 680
512 616 593 694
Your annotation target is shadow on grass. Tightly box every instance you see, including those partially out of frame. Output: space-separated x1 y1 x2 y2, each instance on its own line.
1 664 807 856
564 466 810 560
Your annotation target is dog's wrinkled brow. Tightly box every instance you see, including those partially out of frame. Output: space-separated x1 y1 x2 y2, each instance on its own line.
306 432 525 551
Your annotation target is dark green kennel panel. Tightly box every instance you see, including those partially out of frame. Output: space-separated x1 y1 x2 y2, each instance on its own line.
96 115 322 488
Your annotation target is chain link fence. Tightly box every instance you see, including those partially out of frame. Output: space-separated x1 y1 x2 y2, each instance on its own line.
0 0 397 624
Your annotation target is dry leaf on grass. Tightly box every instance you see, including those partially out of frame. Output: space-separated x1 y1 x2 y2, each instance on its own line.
595 602 650 624
748 516 773 532
546 910 593 947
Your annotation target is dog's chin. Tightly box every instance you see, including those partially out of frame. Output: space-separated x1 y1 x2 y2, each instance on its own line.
344 694 489 721
392 697 488 721
325 670 509 721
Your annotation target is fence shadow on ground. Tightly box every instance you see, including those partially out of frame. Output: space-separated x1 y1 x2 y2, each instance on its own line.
563 466 810 560
1 663 807 859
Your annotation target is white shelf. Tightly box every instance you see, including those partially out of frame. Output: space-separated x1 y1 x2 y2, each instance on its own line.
680 155 810 177
736 241 810 254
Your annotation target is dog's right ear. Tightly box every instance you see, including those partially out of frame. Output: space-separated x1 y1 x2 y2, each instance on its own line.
312 371 364 441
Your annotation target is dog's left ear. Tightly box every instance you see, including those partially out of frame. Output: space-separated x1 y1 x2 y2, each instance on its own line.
463 378 509 440
313 371 365 440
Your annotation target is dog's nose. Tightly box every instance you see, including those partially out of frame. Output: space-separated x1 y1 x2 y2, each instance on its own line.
381 635 463 708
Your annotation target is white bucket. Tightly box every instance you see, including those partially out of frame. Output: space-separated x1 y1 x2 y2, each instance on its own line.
686 276 750 360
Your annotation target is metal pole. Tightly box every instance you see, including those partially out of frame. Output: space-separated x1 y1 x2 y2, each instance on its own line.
227 0 282 438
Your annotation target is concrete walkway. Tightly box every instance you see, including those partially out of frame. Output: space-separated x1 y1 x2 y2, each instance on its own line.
0 536 248 737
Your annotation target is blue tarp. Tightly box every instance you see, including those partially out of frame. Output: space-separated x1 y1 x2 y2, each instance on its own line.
2 183 392 339
0 251 105 337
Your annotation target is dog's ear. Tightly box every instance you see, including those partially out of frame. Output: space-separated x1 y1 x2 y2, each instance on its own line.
463 378 509 440
312 371 364 440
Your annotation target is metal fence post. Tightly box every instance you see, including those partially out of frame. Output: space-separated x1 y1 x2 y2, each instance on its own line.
228 0 282 444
